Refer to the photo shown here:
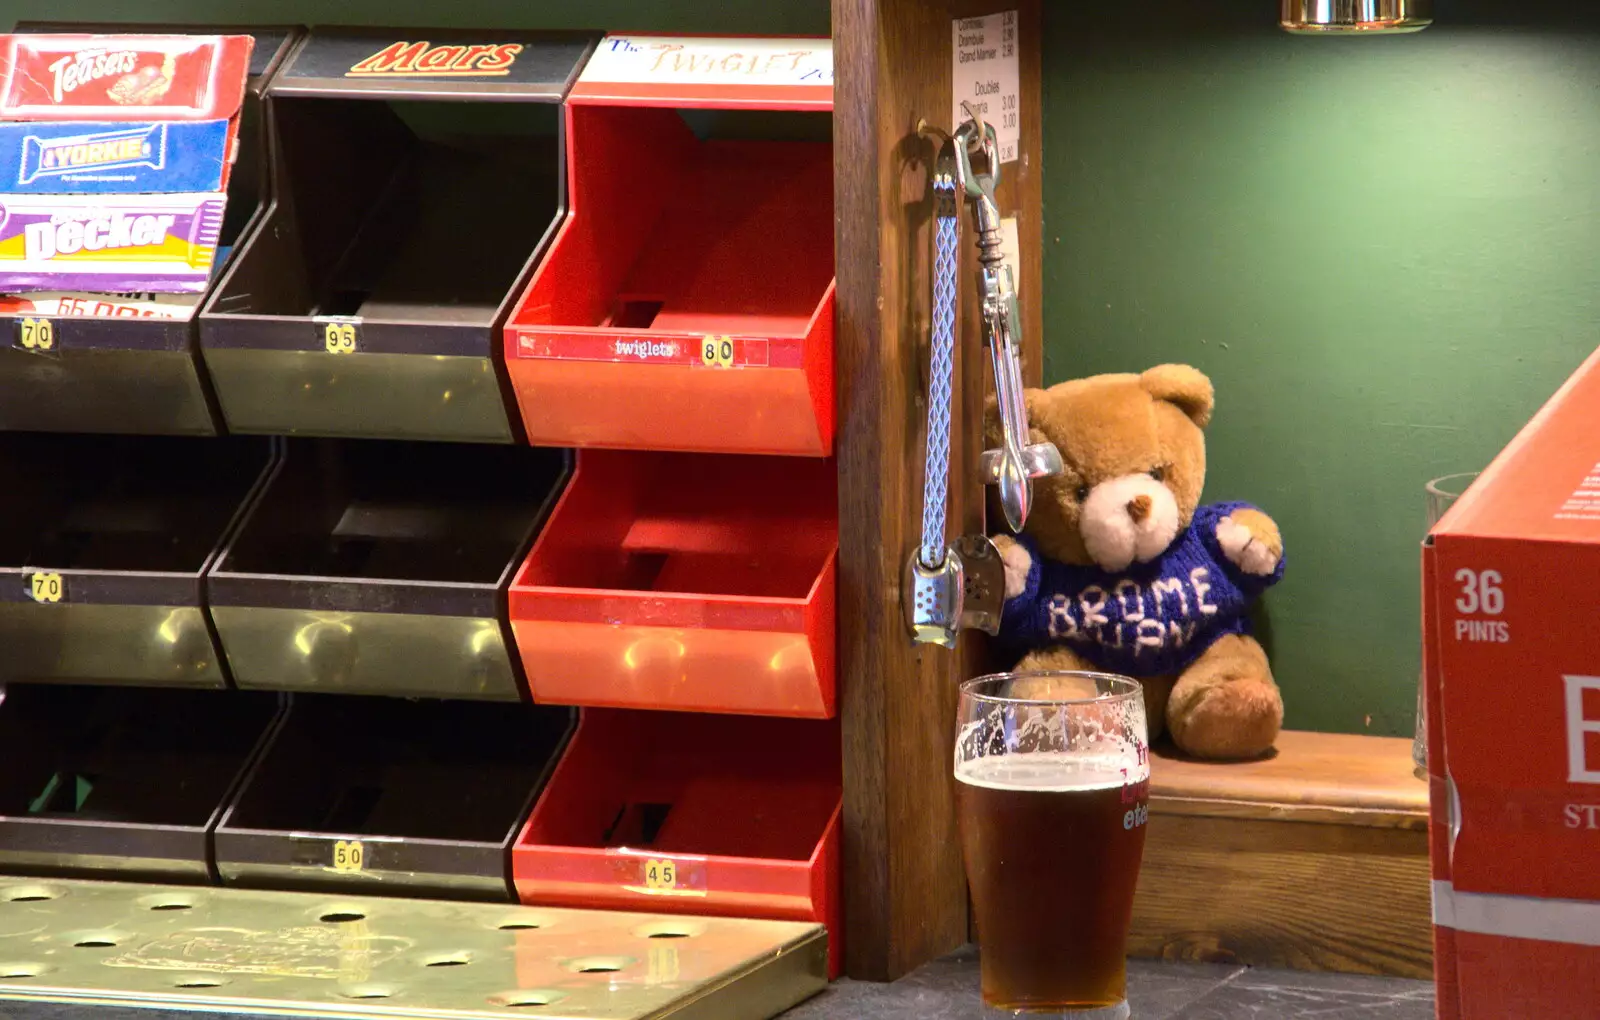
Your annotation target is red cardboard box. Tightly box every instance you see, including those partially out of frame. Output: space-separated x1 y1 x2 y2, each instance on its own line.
1423 345 1600 1019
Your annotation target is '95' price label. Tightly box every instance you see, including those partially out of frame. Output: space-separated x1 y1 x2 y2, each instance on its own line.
25 571 64 603
614 851 708 898
317 318 360 355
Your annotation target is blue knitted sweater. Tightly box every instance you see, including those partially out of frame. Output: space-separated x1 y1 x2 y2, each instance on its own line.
999 502 1284 676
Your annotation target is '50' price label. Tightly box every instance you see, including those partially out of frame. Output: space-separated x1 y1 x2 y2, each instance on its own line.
332 840 364 872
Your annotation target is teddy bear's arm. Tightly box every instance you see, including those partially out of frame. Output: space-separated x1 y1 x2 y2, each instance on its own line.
1215 507 1283 577
991 534 1035 602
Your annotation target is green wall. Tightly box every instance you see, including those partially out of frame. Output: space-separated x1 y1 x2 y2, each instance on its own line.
5 0 1593 735
1042 3 1600 735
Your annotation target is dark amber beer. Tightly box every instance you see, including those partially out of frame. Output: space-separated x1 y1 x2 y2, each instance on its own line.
955 673 1149 1018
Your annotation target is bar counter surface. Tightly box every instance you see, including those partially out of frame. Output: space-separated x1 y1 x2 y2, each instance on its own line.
0 946 1435 1019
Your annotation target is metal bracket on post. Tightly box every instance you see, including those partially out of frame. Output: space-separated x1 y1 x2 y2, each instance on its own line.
902 111 1056 647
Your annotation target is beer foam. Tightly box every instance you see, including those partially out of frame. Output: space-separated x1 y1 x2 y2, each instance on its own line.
955 751 1149 792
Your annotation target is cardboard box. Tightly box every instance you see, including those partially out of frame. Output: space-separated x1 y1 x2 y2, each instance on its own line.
1423 344 1600 1019
0 33 250 292
0 119 232 193
0 191 226 292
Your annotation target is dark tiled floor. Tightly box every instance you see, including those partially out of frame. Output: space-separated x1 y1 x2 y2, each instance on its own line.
0 949 1436 1020
779 947 1435 1019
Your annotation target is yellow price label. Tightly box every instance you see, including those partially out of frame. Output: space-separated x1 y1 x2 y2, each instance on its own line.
17 317 54 351
323 321 358 355
332 840 364 872
26 572 63 604
643 858 677 891
699 335 734 369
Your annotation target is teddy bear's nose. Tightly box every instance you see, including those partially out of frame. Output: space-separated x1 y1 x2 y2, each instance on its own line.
1127 494 1153 523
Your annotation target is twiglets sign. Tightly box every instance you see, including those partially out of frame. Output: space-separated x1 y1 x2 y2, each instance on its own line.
1423 345 1600 1018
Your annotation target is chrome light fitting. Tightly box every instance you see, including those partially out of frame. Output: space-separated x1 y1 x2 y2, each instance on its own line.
1281 0 1432 34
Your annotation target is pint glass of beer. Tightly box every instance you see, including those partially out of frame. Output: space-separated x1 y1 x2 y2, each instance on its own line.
956 671 1151 1018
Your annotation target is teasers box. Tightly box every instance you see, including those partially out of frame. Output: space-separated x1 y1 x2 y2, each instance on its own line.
1423 344 1600 1019
0 33 251 294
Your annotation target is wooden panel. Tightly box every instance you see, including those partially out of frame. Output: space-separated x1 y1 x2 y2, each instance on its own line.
1131 731 1433 978
833 0 1044 982
1152 730 1429 829
834 0 967 983
1130 812 1433 979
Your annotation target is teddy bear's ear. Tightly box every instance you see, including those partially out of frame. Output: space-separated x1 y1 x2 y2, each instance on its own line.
1140 364 1214 428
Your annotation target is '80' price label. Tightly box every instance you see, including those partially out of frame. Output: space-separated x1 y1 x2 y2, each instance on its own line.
699 334 734 368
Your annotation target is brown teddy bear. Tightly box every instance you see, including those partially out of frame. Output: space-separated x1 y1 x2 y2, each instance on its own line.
990 364 1285 760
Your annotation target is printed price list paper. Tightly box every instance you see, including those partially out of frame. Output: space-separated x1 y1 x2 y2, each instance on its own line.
952 12 1020 164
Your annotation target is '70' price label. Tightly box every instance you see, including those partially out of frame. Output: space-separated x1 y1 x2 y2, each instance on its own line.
25 572 64 603
15 317 54 352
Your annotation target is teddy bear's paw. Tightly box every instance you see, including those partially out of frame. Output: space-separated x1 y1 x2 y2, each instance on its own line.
991 534 1033 600
1216 515 1280 576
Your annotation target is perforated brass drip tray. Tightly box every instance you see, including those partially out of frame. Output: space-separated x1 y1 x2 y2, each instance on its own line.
0 877 826 1019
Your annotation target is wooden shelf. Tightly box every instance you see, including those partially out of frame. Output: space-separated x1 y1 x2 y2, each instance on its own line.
1131 731 1433 979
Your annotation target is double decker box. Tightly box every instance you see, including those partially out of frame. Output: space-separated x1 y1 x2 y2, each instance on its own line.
0 33 253 294
1423 345 1600 1018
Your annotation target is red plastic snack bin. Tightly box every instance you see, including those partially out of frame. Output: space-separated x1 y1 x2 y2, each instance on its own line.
503 34 835 456
1423 345 1600 1018
513 709 842 976
509 449 837 718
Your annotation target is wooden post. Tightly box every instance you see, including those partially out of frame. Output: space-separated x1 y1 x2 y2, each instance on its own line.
833 0 1043 981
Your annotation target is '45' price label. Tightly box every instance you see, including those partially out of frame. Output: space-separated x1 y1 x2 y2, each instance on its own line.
25 572 64 603
16 317 54 351
700 335 734 368
643 858 676 890
619 852 707 898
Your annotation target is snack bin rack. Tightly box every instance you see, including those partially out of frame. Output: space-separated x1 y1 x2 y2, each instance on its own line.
0 28 301 436
0 434 276 689
513 710 842 973
214 695 574 901
205 439 569 700
503 35 835 456
198 28 597 443
509 449 837 717
0 685 285 883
